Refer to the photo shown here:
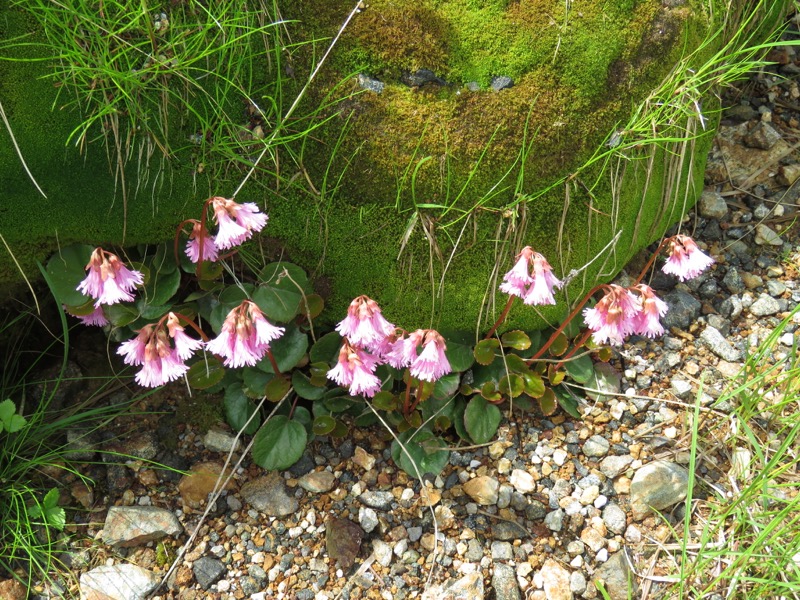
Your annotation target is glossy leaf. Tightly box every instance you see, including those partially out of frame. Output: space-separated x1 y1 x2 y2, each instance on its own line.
473 339 499 366
251 415 307 470
293 406 313 433
195 261 224 282
251 284 302 324
433 373 460 401
452 397 469 441
565 353 594 384
45 244 94 307
243 368 271 397
258 261 312 293
329 420 349 438
523 371 546 398
549 367 566 386
292 371 326 400
224 383 260 434
104 303 139 328
464 395 502 444
503 353 530 373
445 340 474 372
480 381 502 402
498 373 525 398
141 266 180 307
265 375 291 402
501 330 531 350
312 415 337 436
301 294 325 320
218 284 254 306
372 391 398 411
310 332 342 364
538 387 558 416
391 428 449 478
187 357 225 389
554 385 582 419
586 362 621 401
548 332 568 356
259 325 308 373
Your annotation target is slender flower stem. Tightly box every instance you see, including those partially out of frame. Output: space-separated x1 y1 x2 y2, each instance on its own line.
171 312 209 342
267 348 281 375
403 380 413 416
173 219 195 265
484 296 515 340
632 238 671 285
527 284 606 364
553 329 593 371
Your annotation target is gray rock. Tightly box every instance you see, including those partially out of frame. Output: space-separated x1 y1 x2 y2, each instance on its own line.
602 503 628 534
102 506 183 548
298 470 336 493
491 563 521 600
599 455 633 479
767 280 787 297
490 75 514 91
359 506 379 533
540 558 572 600
466 81 481 91
202 428 242 453
755 223 783 246
544 509 564 532
570 571 587 595
670 377 693 399
700 326 742 361
65 428 98 461
80 564 159 600
630 461 690 520
240 473 298 516
491 520 528 541
722 267 745 294
373 539 393 567
226 494 242 512
465 538 484 562
193 556 226 590
743 122 782 150
422 572 484 600
593 551 638 600
698 189 728 219
357 74 384 93
490 541 513 560
582 435 610 458
724 103 757 122
750 293 781 317
662 290 701 330
358 490 394 510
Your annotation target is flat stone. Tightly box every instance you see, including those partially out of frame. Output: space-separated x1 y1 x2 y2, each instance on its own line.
102 506 183 548
602 503 628 534
359 506 379 533
544 509 564 532
178 461 235 509
582 435 610 458
754 223 783 246
0 579 26 600
202 428 242 453
353 446 376 471
422 572 484 600
698 189 728 219
593 551 638 600
298 470 336 493
80 564 159 600
699 326 742 362
662 290 701 330
599 455 633 479
509 469 536 494
743 121 782 150
749 293 781 317
463 476 499 505
240 472 298 516
630 461 690 520
491 563 521 600
358 490 394 510
540 558 572 600
193 556 226 590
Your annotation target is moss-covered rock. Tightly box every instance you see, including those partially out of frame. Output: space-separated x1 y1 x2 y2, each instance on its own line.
0 0 789 333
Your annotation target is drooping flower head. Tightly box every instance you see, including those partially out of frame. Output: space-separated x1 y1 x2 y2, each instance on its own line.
583 284 641 346
77 247 144 307
409 330 451 382
384 329 424 370
335 295 396 354
327 338 382 398
662 235 714 281
206 300 284 368
65 305 109 327
499 246 562 305
117 321 196 388
166 312 204 360
210 197 269 250
629 284 668 338
185 220 218 264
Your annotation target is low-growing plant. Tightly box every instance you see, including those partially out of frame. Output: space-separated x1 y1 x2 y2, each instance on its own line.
46 193 715 478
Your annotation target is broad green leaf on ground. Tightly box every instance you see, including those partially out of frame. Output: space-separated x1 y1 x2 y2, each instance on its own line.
224 384 260 434
258 325 308 373
309 331 342 364
312 415 337 436
565 353 594 384
292 371 326 400
187 357 225 389
258 262 312 293
45 244 94 307
464 395 502 444
251 415 307 470
445 340 474 372
252 283 302 323
391 428 449 477
474 339 499 365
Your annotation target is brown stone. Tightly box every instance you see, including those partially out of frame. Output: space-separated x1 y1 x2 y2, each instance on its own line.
178 461 236 509
0 579 26 600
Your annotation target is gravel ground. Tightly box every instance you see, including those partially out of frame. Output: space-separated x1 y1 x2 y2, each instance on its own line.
4 26 800 600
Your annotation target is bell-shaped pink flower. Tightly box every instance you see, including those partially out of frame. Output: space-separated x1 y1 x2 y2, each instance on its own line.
206 300 284 368
327 339 382 397
629 284 668 338
117 325 189 388
384 329 424 369
65 305 109 327
499 247 561 305
166 313 204 360
211 197 269 250
662 235 714 281
185 220 218 263
583 284 641 346
409 330 451 382
335 296 396 354
77 247 144 307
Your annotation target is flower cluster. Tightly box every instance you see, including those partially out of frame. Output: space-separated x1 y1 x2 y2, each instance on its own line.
328 296 452 398
184 196 268 263
499 246 562 306
72 247 145 326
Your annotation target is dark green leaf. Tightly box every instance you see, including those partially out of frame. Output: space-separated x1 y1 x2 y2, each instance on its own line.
137 303 171 321
480 381 502 402
45 244 94 307
473 339 499 366
309 331 342 364
265 376 291 402
292 371 326 400
538 388 558 416
565 353 594 384
218 284 254 306
329 420 349 438
433 373 460 401
548 332 568 356
503 353 530 373
500 330 531 350
251 415 307 470
187 357 225 389
252 284 302 323
452 397 468 441
371 391 398 411
312 415 337 435
224 384 260 434
104 303 140 327
391 429 449 478
243 368 271 397
293 406 313 433
141 266 180 307
301 294 324 320
464 396 502 444
523 372 546 398
258 261 312 293
259 325 308 373
445 340 474 372
554 385 582 419
498 374 525 398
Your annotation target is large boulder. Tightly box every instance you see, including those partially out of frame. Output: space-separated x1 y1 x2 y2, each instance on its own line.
0 1 788 331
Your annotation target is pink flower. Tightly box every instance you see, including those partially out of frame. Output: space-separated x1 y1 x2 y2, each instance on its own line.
662 235 714 281
385 329 425 369
166 313 204 360
77 247 144 307
499 247 561 305
117 325 188 388
206 300 284 368
583 284 641 346
65 305 109 326
185 220 218 263
327 339 382 397
629 284 668 338
335 296 396 354
409 330 451 382
211 197 269 250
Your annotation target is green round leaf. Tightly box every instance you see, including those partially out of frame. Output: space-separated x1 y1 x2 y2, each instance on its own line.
224 383 260 434
105 303 140 327
500 330 531 350
259 325 309 373
243 367 271 397
312 415 336 435
265 375 291 402
445 340 474 372
141 266 180 307
218 284 254 306
503 353 530 373
565 354 594 384
464 395 502 444
473 339 499 366
372 391 398 411
433 373 460 401
252 283 302 323
538 387 558 416
258 261 312 293
329 420 349 438
523 371 546 398
391 428 449 478
548 332 569 356
301 294 325 320
45 244 94 307
292 371 326 400
554 385 582 419
187 357 225 389
498 374 525 398
251 416 307 470
309 331 342 364
480 381 502 402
